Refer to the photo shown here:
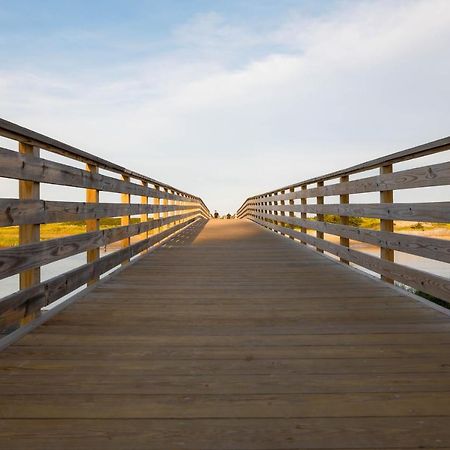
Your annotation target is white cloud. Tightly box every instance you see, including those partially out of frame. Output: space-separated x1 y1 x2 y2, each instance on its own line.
1 0 449 212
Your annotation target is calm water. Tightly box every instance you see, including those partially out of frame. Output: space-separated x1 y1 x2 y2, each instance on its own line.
0 249 113 301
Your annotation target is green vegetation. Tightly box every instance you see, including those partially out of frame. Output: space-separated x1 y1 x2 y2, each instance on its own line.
322 214 377 228
0 218 141 248
412 289 450 310
410 222 425 231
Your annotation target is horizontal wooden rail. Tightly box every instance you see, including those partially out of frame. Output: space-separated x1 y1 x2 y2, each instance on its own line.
0 118 209 335
237 136 450 305
245 136 450 199
0 199 200 226
0 218 198 319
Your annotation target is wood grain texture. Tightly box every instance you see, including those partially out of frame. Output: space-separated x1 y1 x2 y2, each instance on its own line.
380 165 394 283
0 198 199 226
0 211 199 280
250 216 450 302
255 212 450 263
0 218 199 319
85 163 100 284
18 143 41 291
0 147 194 203
252 201 450 222
1 219 449 449
237 135 450 200
0 118 204 202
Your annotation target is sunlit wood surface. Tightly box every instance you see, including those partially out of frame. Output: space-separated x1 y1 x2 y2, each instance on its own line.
1 218 450 449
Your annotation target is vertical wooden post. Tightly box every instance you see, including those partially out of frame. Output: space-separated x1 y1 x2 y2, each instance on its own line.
289 187 295 240
121 175 131 265
154 185 161 235
300 185 307 244
19 143 41 291
339 175 350 264
380 165 394 283
174 191 179 224
265 197 269 227
316 181 324 253
86 163 100 284
273 193 278 232
280 190 286 236
162 187 169 232
140 181 149 250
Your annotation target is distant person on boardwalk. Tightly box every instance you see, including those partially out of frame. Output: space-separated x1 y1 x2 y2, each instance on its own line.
214 210 219 218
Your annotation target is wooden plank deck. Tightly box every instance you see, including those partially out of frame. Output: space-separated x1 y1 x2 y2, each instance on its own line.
1 218 450 449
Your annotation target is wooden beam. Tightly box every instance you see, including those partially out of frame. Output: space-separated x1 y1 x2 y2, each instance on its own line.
0 199 197 227
0 218 200 318
288 187 295 240
0 147 190 202
153 185 161 236
140 180 149 244
121 175 131 264
251 216 450 303
380 165 394 283
251 202 450 223
161 187 169 232
86 164 100 284
316 181 324 253
300 185 307 244
339 175 350 264
18 143 40 292
17 143 41 326
280 190 286 236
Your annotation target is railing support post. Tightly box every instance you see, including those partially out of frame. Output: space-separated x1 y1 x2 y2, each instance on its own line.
280 190 286 236
86 163 100 284
289 187 295 240
140 180 149 252
339 175 349 264
18 142 41 324
154 185 161 234
300 185 307 244
316 181 324 253
19 143 41 291
273 193 278 232
121 175 131 265
380 165 394 283
162 187 169 232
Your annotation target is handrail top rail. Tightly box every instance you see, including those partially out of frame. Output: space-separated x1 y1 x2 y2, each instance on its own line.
0 117 204 203
241 135 450 205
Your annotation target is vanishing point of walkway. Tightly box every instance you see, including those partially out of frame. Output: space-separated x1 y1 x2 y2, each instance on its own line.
1 219 450 449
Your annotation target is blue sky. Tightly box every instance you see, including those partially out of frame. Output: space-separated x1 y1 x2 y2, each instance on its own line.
1 0 449 212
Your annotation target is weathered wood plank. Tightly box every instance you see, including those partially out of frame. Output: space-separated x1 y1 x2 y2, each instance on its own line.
257 212 450 263
0 211 199 280
0 198 198 226
0 218 200 317
1 219 449 449
260 160 450 201
1 417 450 450
242 134 450 198
257 201 450 222
251 217 450 302
0 147 195 202
0 118 203 201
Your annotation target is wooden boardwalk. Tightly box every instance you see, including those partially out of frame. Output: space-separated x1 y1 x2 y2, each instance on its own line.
1 219 450 449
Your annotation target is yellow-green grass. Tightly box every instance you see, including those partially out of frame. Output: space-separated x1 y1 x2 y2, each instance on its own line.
1 217 449 248
0 218 140 248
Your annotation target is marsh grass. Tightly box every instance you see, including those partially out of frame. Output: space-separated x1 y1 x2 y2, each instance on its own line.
0 217 141 247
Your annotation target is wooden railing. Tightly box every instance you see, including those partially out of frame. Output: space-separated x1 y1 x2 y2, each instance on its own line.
237 136 450 304
0 118 209 334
